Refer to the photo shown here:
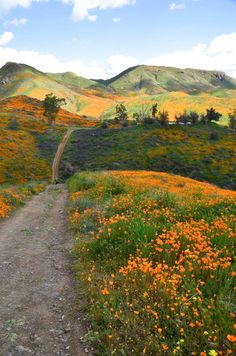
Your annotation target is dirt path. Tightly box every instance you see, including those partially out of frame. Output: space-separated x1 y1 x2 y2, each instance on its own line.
52 129 75 183
0 185 89 356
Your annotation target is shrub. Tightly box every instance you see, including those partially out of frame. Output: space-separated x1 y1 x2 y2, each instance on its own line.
7 118 20 131
209 130 219 140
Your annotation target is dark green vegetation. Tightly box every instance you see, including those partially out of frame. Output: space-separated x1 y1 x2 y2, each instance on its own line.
60 125 236 189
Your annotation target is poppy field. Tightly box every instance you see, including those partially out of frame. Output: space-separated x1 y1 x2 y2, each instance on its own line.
67 171 236 355
0 182 45 219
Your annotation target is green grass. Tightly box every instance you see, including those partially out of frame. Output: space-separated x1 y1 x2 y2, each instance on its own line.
67 171 236 355
60 124 236 189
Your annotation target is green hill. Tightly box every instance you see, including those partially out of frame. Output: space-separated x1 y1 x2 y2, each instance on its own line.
1 62 236 120
46 71 97 89
98 65 236 94
59 124 236 189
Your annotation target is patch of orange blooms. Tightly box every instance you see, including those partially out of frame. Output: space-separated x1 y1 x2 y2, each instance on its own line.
68 171 236 354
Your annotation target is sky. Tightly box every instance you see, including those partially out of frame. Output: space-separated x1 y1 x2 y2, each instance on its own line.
0 0 236 79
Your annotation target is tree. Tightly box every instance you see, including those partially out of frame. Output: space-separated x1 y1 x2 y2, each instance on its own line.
204 107 222 124
43 93 66 126
175 111 189 125
228 109 236 132
189 111 199 125
151 103 158 118
133 112 141 123
115 104 128 127
157 110 169 126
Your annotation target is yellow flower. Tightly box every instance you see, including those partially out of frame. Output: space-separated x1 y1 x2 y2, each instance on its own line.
209 351 217 356
203 331 209 336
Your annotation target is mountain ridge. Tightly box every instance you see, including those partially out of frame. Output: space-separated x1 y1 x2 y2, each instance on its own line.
1 62 236 120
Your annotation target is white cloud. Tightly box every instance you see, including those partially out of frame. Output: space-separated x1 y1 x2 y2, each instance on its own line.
0 0 43 15
0 32 14 45
113 17 120 22
61 0 136 21
4 17 28 26
107 54 139 75
169 2 186 10
0 46 107 78
0 0 135 21
146 32 236 79
1 33 236 80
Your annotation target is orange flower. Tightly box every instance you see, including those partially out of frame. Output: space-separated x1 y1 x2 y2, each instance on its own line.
227 335 236 342
101 288 110 295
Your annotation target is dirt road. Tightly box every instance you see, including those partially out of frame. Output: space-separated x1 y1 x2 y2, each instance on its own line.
0 185 88 356
52 129 75 183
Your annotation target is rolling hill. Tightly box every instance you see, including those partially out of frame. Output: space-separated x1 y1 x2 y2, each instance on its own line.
1 62 236 121
98 65 236 94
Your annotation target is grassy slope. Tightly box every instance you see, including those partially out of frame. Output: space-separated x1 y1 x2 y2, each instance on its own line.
67 171 236 355
60 124 236 189
100 65 236 93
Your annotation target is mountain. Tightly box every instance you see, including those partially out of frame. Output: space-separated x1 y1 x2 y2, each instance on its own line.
1 62 236 121
0 62 118 117
98 65 236 94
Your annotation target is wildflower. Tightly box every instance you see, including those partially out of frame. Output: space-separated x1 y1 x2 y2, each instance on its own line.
227 335 236 342
209 351 217 356
101 288 110 295
203 331 209 336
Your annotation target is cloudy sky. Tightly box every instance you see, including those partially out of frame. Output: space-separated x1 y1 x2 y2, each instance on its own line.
0 0 236 79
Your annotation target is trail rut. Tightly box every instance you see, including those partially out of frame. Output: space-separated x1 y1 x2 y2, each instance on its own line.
52 129 75 183
0 185 89 356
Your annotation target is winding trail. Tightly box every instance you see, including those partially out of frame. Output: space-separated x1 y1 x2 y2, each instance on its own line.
52 128 75 183
0 126 92 355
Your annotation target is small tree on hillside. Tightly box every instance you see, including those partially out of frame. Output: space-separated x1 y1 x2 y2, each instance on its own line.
228 109 236 132
157 110 169 126
175 111 190 125
189 111 199 125
151 103 158 119
204 107 222 124
115 104 128 127
43 93 66 126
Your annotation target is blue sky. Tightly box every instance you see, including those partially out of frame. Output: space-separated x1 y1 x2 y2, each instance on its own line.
0 0 236 78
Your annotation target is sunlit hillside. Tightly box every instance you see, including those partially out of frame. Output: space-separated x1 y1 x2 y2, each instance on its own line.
1 62 236 122
0 95 97 184
67 170 236 355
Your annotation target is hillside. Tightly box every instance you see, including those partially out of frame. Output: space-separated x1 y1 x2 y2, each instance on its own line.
0 62 119 117
99 65 236 94
67 170 236 355
60 125 236 189
0 95 97 184
1 62 236 121
0 95 97 126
